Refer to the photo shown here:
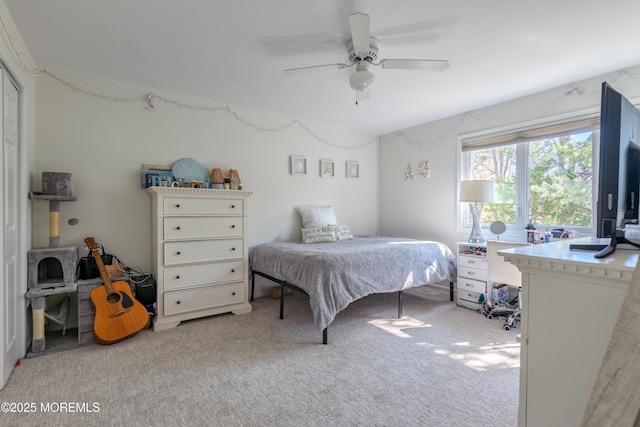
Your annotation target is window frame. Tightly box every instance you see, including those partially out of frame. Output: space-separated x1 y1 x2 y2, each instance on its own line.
457 110 601 240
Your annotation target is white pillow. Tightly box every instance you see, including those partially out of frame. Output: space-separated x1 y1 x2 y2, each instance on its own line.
298 205 337 229
302 226 337 243
334 225 353 240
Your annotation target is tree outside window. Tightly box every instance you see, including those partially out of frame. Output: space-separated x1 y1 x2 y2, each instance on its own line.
465 130 594 230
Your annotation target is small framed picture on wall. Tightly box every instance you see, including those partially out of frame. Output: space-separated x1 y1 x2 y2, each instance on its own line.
346 161 359 178
320 159 334 178
290 155 307 175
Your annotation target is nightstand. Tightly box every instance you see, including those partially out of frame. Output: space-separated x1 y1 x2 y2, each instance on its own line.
456 242 487 310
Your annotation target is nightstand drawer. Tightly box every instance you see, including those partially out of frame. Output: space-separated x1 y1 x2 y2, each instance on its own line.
458 289 482 305
458 255 487 270
457 297 481 310
458 266 487 282
457 277 486 294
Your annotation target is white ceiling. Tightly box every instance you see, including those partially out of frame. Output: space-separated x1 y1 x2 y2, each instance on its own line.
5 0 640 135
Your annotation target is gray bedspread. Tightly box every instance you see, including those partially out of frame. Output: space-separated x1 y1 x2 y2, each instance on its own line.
249 237 457 331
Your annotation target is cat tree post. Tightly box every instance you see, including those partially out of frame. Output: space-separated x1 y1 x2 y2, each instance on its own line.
49 200 61 248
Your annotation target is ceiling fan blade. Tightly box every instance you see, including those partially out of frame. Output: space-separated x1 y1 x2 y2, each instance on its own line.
380 59 450 71
348 12 370 56
374 16 459 39
283 63 349 76
261 33 344 57
356 89 371 103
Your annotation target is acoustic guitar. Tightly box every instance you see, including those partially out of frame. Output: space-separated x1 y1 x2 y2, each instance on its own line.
85 237 149 344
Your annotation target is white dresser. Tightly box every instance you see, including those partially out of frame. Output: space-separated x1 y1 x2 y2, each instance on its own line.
456 242 488 309
147 187 253 331
500 237 637 427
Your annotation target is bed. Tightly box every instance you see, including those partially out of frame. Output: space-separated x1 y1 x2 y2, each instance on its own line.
249 236 457 343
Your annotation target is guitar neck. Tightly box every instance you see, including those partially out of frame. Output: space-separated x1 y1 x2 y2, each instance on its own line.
84 237 116 293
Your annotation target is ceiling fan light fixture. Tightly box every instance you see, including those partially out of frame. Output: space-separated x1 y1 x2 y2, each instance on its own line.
349 69 376 92
281 11 449 99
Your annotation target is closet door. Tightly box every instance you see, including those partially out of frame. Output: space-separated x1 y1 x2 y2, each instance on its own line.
1 69 21 389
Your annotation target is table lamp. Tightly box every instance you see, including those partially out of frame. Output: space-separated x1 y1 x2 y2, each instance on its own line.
460 180 494 243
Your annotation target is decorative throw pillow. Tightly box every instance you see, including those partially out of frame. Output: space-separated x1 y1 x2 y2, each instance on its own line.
334 225 353 240
298 205 338 229
302 226 337 243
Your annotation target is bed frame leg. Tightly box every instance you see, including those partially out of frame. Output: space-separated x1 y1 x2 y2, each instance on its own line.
398 290 403 318
279 283 285 319
250 270 255 302
323 328 327 345
450 282 454 301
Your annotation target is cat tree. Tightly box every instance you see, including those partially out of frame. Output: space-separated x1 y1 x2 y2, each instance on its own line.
26 172 78 354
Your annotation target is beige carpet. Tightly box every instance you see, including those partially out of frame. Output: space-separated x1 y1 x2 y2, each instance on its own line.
2 285 520 426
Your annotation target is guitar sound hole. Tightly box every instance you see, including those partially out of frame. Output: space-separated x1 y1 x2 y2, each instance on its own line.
106 292 122 304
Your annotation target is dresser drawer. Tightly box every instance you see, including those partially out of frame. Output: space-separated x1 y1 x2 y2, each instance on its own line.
163 197 243 215
458 265 487 282
164 239 244 265
164 282 245 315
164 217 243 240
164 260 244 290
457 277 486 294
458 255 487 270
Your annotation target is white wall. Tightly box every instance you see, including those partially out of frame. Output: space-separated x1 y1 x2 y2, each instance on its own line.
379 64 640 252
34 64 640 300
33 69 378 297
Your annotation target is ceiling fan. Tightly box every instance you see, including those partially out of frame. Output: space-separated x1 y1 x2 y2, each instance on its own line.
283 12 450 103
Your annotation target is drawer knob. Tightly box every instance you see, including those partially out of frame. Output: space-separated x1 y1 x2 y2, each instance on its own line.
176 275 180 279
231 225 236 228
232 292 236 296
231 269 235 273
231 204 236 209
175 204 180 208
231 247 236 251
176 226 181 230
176 300 181 304
176 251 181 255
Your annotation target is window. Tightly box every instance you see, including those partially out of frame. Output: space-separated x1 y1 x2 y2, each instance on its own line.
460 115 600 233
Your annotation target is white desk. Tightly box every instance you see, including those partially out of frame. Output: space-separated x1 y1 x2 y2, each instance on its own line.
500 237 638 427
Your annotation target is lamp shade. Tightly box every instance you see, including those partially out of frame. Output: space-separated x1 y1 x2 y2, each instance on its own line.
460 180 494 203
